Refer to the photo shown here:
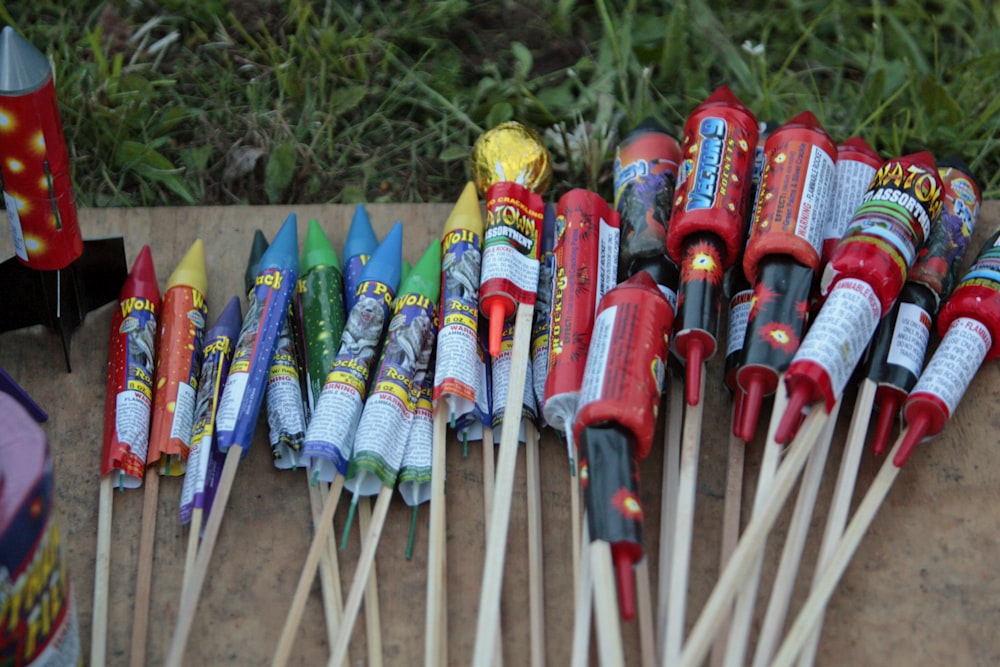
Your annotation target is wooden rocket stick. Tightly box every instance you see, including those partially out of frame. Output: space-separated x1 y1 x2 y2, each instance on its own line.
569 445 582 588
656 378 683 663
130 471 160 667
570 519 593 667
751 398 843 667
272 474 346 667
796 379 877 667
591 539 626 667
676 407 829 667
307 478 343 650
482 425 503 667
327 485 394 667
635 558 656 667
358 496 385 667
722 380 789 667
424 408 449 667
525 419 547 667
91 474 114 667
662 369 706 667
471 303 534 667
769 432 905 667
182 507 202 600
709 409 746 667
166 445 242 667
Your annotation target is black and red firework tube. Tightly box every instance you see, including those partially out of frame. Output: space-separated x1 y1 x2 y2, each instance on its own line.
666 86 759 405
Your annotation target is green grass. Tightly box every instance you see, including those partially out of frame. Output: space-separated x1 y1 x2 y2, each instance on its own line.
2 0 998 207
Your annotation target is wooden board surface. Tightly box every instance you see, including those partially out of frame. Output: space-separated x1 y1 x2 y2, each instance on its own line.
1 202 999 666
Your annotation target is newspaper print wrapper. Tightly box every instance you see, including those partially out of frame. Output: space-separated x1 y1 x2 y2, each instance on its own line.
434 227 482 422
302 279 395 483
399 366 435 506
346 292 437 496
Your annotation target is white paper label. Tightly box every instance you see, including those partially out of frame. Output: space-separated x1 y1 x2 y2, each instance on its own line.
577 304 617 410
796 145 836 252
597 217 621 308
793 278 881 399
886 302 932 378
911 317 991 417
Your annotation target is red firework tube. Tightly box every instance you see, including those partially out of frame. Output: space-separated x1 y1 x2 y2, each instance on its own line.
572 270 673 619
742 111 837 282
666 85 759 267
667 86 758 403
723 120 771 430
735 112 837 439
908 156 982 296
542 189 621 434
869 157 981 455
895 230 1000 466
574 271 674 464
0 27 82 270
472 122 552 357
479 181 545 356
776 152 945 443
821 151 944 311
101 246 160 487
820 137 883 267
613 117 681 281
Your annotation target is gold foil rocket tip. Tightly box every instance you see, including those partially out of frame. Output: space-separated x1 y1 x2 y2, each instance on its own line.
470 121 553 195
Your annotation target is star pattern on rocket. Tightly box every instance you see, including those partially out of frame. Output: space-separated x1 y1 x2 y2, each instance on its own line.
758 321 799 352
611 487 643 521
681 239 723 286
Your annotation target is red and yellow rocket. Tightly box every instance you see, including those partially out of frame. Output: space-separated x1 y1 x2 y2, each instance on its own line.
0 26 126 369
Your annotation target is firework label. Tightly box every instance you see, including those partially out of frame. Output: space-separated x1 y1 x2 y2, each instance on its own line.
786 277 881 409
303 279 395 481
434 227 482 419
667 86 759 268
399 371 435 506
480 181 543 309
101 272 158 488
743 111 837 282
908 162 981 299
613 120 681 280
179 301 239 524
822 138 882 265
265 311 307 469
910 318 990 422
1 395 81 667
543 189 619 433
349 292 436 490
492 317 536 436
574 272 673 461
822 152 943 312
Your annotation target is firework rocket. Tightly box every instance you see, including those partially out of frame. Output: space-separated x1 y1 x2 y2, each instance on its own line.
0 26 127 370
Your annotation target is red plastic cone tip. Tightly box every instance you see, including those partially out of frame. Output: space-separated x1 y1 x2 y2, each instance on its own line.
685 341 704 406
871 393 902 457
840 136 874 152
786 110 820 128
488 301 505 357
612 545 637 621
774 386 810 445
704 85 737 106
738 376 766 442
893 412 930 468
